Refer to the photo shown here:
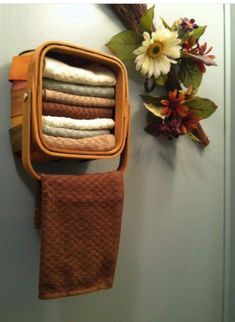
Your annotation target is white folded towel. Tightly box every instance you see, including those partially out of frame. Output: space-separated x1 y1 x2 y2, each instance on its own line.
42 115 115 130
43 57 116 86
43 124 110 139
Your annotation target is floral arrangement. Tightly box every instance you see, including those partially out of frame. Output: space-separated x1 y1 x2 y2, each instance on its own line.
106 5 217 146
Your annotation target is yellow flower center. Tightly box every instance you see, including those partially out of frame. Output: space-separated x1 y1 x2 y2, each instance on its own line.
147 41 163 59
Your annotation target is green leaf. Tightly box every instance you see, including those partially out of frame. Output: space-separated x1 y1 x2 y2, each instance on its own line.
141 95 167 119
155 74 167 86
190 26 206 41
179 59 203 90
139 5 155 33
160 17 172 31
185 97 217 119
106 30 143 61
141 95 167 105
181 26 206 43
143 102 165 119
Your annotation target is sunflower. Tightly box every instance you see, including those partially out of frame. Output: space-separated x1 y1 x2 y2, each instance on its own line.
133 26 181 79
160 89 189 118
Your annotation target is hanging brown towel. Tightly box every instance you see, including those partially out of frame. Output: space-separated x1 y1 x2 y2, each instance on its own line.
36 171 124 299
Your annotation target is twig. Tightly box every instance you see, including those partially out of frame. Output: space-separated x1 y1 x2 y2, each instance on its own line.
110 4 147 34
192 123 210 146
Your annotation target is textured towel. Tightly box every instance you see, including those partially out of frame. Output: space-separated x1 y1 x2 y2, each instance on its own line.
36 171 124 299
43 89 115 108
42 116 115 131
43 57 116 86
43 134 115 151
43 124 109 139
42 102 113 119
43 79 115 98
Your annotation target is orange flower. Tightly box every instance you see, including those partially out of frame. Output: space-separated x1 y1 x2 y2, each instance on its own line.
179 112 200 134
182 37 195 53
161 89 189 118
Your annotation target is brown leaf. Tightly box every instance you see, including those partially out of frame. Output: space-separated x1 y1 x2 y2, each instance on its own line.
182 52 217 66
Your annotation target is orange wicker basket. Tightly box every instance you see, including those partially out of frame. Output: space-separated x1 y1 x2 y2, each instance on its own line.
9 41 130 180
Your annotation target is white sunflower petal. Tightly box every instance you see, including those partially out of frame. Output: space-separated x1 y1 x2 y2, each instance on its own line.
135 53 146 62
136 59 144 70
143 32 151 41
163 46 181 58
148 60 154 78
168 58 177 64
158 56 171 74
133 46 147 55
153 62 161 79
141 57 150 75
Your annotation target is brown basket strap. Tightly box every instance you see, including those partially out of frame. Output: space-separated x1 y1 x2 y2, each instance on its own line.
22 89 41 180
9 54 33 81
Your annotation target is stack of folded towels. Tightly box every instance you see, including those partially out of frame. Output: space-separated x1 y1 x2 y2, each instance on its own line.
42 57 117 151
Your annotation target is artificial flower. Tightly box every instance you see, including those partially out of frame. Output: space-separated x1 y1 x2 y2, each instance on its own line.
133 26 181 79
160 89 189 118
160 119 182 138
145 118 181 139
179 85 198 100
179 112 200 134
107 4 217 146
182 37 195 53
181 18 198 32
196 42 214 58
182 41 216 71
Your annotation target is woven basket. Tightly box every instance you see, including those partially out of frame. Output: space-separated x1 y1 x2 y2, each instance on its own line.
9 41 130 180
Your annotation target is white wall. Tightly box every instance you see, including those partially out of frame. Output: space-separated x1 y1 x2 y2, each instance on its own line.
0 4 226 322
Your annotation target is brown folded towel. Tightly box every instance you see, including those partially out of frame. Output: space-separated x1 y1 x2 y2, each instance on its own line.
36 171 124 299
43 134 115 151
43 89 115 108
42 102 113 119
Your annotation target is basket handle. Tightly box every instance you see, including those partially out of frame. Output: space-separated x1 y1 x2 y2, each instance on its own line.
22 90 41 180
21 90 129 180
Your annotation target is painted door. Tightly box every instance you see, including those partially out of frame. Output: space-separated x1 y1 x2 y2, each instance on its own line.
0 4 226 322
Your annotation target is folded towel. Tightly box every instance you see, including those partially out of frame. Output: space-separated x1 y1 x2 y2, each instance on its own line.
43 89 115 108
43 134 115 151
43 124 109 139
43 57 116 86
42 102 113 119
42 116 115 131
43 79 115 98
36 171 124 299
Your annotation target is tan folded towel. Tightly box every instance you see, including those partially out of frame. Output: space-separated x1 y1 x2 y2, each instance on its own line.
36 171 124 299
43 78 115 98
43 89 115 108
43 57 116 86
43 134 115 151
42 116 115 131
43 125 110 139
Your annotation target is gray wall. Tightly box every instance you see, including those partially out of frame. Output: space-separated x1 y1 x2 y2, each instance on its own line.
0 4 226 322
230 5 235 322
